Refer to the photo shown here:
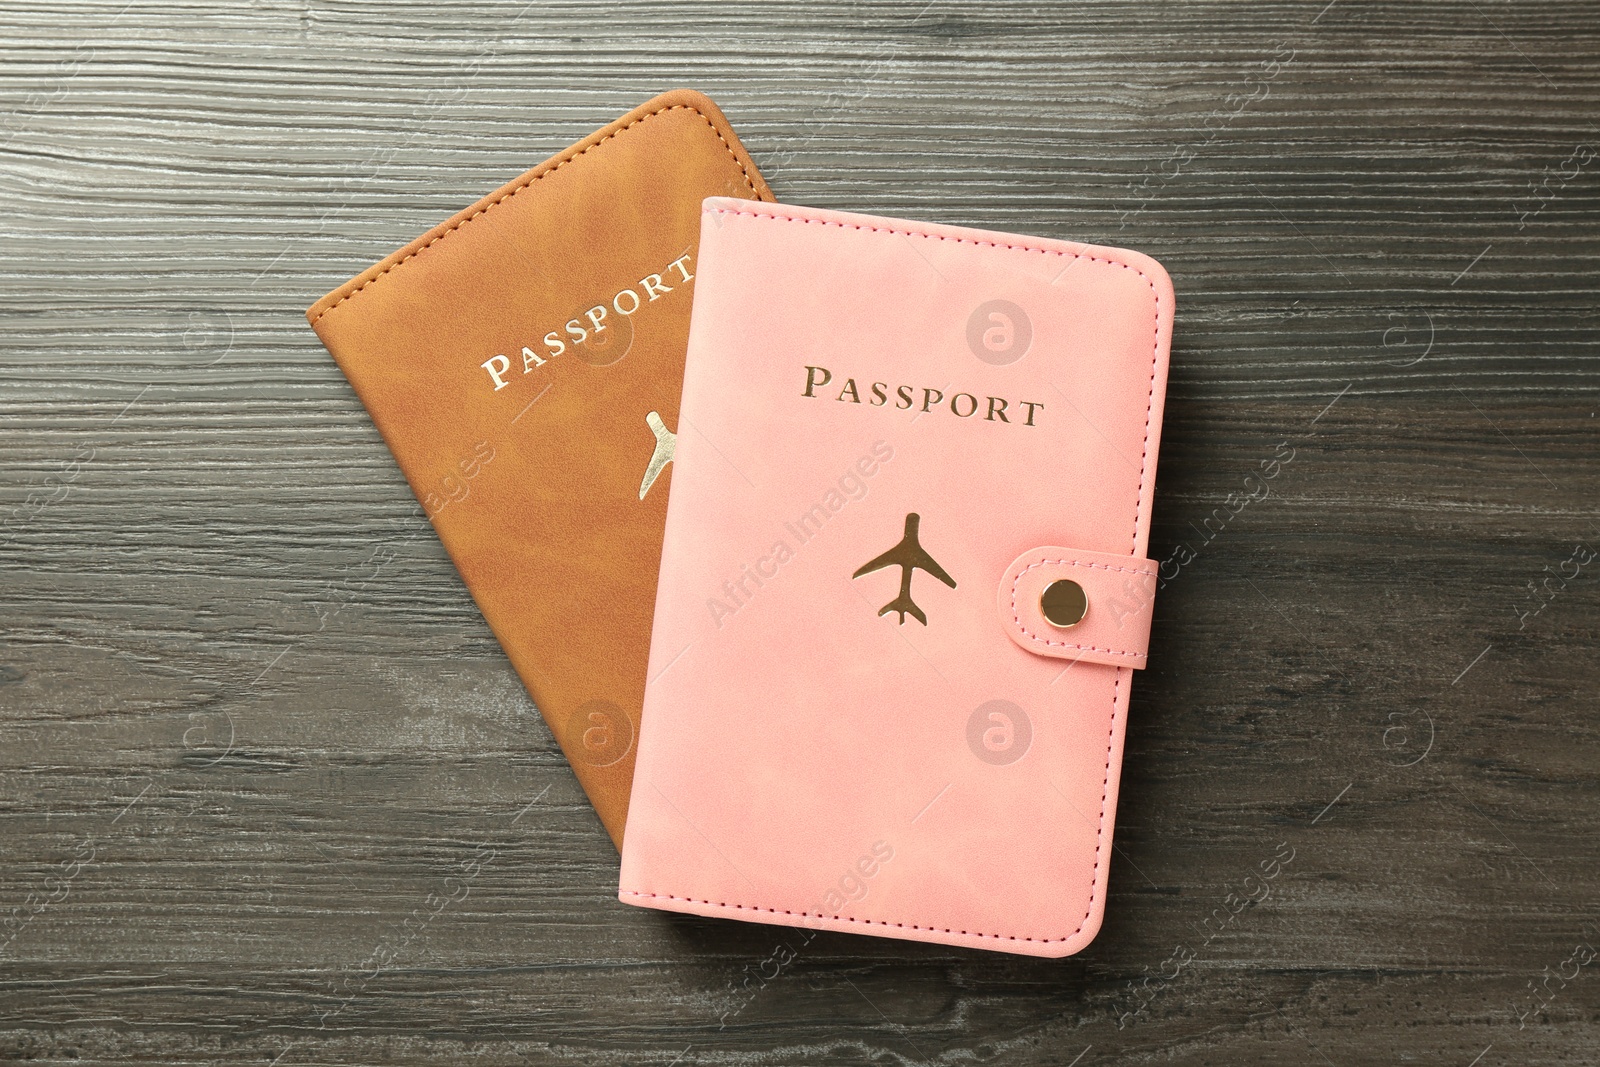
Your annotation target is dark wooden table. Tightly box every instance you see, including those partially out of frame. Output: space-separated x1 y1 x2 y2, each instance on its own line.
2 2 1596 1064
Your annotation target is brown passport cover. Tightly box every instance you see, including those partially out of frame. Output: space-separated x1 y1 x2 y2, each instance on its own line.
305 90 773 848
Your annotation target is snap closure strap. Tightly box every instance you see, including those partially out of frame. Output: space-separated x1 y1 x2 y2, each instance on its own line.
997 547 1157 669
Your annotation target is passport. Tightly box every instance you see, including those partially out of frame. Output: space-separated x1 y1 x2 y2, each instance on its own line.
619 199 1174 955
305 93 773 848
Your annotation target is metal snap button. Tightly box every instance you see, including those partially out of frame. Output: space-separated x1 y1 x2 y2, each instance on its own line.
1040 579 1087 627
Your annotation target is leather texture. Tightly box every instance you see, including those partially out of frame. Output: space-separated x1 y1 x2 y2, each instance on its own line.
619 199 1173 956
305 92 773 849
998 546 1158 669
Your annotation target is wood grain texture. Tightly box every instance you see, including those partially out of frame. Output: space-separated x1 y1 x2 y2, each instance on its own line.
1 0 1596 1064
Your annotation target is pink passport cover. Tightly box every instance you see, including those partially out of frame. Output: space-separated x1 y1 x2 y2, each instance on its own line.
618 199 1174 957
